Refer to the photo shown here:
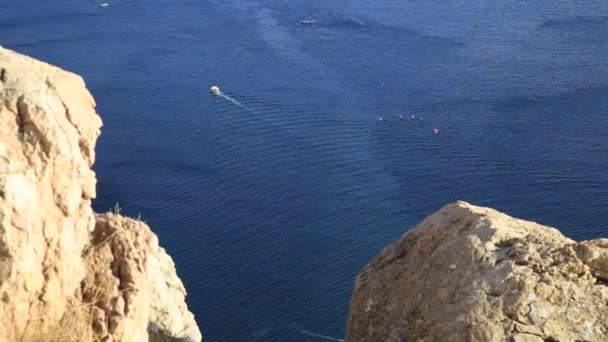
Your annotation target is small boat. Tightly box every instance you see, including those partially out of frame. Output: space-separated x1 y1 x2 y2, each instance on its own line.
210 86 221 96
301 18 315 25
100 2 109 7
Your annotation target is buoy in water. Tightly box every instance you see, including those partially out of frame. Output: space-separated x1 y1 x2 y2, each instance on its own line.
210 86 221 96
433 128 439 135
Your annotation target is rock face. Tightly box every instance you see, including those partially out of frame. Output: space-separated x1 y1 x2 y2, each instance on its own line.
0 46 201 341
83 214 202 342
346 201 608 342
0 46 101 341
148 242 201 342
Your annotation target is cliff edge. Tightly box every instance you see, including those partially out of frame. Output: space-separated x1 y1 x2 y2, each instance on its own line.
0 46 202 341
346 201 608 342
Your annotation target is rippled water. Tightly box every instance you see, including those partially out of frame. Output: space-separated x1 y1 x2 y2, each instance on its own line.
3 0 608 340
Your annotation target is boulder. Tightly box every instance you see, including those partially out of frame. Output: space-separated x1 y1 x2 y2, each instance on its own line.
346 201 608 342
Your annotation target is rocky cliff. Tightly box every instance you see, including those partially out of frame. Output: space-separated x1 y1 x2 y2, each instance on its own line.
0 46 201 341
346 201 608 342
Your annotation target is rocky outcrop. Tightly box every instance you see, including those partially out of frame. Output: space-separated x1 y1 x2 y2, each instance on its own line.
0 45 101 341
148 241 201 342
83 214 202 342
0 46 201 341
346 201 608 342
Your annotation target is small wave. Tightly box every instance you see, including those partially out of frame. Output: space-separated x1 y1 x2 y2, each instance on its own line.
251 326 272 339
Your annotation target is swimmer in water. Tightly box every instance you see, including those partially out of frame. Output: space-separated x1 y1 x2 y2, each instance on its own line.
433 128 439 135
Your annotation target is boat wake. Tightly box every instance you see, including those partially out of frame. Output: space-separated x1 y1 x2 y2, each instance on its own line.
219 93 258 114
251 323 344 342
300 329 345 341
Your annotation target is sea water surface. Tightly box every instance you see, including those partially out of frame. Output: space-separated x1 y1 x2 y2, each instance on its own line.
3 0 608 340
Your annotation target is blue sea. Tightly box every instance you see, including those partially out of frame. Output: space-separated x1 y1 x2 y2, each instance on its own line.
3 0 608 340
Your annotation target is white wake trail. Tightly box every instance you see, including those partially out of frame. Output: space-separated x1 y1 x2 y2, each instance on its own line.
219 93 258 114
301 329 345 342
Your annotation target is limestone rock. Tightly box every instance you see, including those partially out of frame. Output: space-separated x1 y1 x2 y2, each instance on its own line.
0 46 201 341
82 214 154 342
148 246 202 342
346 201 608 342
576 239 608 280
0 45 101 341
82 214 202 342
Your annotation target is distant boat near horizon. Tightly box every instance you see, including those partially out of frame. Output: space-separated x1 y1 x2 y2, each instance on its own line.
301 18 315 25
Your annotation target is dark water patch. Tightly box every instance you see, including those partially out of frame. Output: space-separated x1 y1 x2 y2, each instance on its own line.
538 16 608 44
540 15 608 29
324 17 370 29
7 34 103 49
109 159 215 177
93 179 131 213
0 11 101 30
317 13 466 49
492 85 608 123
